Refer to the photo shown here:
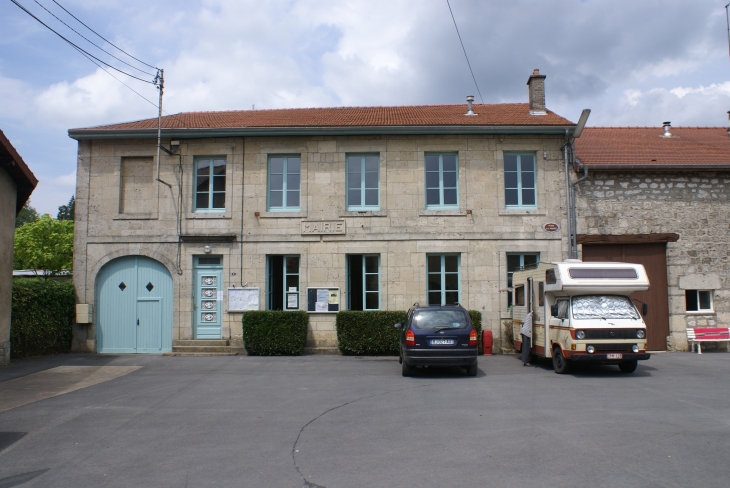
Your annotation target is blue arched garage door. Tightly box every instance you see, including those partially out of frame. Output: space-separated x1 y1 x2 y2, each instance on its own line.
96 256 173 353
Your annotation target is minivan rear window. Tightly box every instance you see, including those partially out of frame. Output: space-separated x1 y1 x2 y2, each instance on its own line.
412 310 469 330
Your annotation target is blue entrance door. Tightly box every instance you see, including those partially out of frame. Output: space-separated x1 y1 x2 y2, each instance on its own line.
96 256 172 353
194 256 223 339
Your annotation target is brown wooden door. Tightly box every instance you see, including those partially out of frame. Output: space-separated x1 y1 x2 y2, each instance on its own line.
582 243 669 350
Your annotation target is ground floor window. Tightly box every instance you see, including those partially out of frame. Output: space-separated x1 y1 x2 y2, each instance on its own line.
268 255 300 310
686 290 713 312
427 254 460 305
507 253 539 308
347 254 380 310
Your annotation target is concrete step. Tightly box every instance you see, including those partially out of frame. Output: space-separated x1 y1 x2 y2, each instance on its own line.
163 352 241 357
173 340 229 347
303 347 341 355
172 345 243 354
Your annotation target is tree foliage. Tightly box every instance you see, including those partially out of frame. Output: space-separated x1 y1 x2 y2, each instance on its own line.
13 215 74 277
57 195 75 221
15 201 39 228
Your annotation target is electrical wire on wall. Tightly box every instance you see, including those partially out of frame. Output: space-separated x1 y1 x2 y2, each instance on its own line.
446 0 485 105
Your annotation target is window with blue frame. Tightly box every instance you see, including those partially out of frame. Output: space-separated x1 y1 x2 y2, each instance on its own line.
427 254 460 305
504 153 536 208
347 154 379 210
195 157 226 211
347 254 380 310
268 156 301 211
425 153 458 209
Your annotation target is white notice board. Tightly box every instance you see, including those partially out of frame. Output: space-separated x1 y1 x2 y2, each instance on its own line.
227 287 260 312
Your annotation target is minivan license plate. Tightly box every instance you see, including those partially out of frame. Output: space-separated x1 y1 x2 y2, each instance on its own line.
607 353 623 359
430 339 455 345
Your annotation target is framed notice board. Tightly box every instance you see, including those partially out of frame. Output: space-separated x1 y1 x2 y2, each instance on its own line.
227 287 260 312
306 287 340 313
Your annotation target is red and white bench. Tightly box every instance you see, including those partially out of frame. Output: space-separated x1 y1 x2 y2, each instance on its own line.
686 328 730 354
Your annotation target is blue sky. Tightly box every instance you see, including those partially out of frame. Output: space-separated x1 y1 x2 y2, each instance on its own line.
1 0 729 215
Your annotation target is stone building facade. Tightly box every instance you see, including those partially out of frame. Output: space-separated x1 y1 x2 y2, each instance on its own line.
0 129 38 365
69 71 584 354
574 127 730 351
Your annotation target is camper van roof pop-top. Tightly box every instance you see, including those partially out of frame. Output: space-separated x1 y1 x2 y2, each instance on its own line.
541 261 650 296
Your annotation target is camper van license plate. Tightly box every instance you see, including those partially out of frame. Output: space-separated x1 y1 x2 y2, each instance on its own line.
606 353 623 359
430 339 455 345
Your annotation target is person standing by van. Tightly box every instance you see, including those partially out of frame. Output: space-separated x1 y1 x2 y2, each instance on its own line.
521 311 532 366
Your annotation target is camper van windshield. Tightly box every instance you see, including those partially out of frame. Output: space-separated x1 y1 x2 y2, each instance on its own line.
572 295 640 320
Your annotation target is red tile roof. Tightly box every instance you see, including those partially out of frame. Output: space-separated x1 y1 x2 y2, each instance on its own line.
575 127 730 168
73 103 573 132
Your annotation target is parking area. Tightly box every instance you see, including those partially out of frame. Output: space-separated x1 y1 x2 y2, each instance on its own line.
1 352 729 488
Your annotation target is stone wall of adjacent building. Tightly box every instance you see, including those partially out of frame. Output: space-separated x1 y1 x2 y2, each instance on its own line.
575 171 730 351
74 133 571 353
0 168 17 365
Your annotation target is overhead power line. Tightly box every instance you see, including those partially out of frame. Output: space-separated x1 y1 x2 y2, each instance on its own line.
32 0 156 76
10 0 155 84
446 0 485 105
52 0 158 71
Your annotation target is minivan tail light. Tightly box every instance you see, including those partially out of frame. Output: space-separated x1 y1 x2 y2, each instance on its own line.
405 329 415 346
469 330 477 346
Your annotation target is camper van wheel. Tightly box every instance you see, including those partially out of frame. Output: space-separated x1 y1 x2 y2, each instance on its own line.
552 348 570 374
618 360 638 374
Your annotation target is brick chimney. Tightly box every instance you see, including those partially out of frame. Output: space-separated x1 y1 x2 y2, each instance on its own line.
527 69 547 115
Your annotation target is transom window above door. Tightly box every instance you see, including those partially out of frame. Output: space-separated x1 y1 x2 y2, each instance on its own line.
425 153 458 209
268 156 301 211
347 154 380 211
195 158 226 211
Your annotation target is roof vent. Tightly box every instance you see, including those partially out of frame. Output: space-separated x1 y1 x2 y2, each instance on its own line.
662 121 672 138
465 95 477 116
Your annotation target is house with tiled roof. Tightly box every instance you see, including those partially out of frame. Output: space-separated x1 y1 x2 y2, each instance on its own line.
68 69 587 355
1 129 38 365
574 124 730 351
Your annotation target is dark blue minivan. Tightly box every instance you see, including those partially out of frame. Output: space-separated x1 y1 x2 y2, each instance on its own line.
395 304 478 377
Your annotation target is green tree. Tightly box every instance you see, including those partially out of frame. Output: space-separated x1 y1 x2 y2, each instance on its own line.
15 201 39 228
57 195 75 221
13 215 74 278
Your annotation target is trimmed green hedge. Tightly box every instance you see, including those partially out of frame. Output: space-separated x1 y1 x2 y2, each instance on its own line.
242 311 308 355
336 309 483 355
336 311 406 355
11 279 75 358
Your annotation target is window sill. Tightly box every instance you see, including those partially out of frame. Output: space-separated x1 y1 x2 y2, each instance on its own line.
186 212 231 219
685 311 715 315
258 211 307 218
419 210 468 217
114 213 157 220
498 209 546 216
339 211 387 217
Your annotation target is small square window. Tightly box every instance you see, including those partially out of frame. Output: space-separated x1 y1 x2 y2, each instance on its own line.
686 290 713 312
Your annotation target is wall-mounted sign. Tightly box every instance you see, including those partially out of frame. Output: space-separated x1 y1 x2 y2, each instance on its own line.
542 222 560 232
227 287 260 312
306 287 340 313
301 220 346 235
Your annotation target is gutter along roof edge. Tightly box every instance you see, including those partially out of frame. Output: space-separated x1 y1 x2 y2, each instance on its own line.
68 124 577 140
581 164 730 171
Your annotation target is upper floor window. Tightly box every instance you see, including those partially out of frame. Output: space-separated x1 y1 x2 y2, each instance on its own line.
347 154 380 210
504 153 536 208
195 157 226 211
425 153 458 209
268 156 301 211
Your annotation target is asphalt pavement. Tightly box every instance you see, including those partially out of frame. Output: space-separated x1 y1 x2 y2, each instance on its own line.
1 352 729 488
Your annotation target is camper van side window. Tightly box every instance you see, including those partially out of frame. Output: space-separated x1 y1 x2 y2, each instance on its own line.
556 299 569 319
514 285 525 306
546 269 556 284
538 282 544 306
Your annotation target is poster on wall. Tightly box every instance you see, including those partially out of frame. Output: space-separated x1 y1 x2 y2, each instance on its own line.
306 287 340 313
227 287 260 312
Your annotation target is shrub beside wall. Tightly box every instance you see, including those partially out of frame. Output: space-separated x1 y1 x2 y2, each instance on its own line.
242 311 308 355
11 279 75 358
336 311 406 355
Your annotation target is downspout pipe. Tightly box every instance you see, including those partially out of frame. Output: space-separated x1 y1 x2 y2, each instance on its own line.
571 163 589 259
564 129 571 260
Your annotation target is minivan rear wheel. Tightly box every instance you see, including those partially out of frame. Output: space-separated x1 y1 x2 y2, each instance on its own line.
465 363 478 377
402 361 413 377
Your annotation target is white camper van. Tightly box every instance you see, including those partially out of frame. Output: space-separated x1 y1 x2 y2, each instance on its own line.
511 260 651 374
